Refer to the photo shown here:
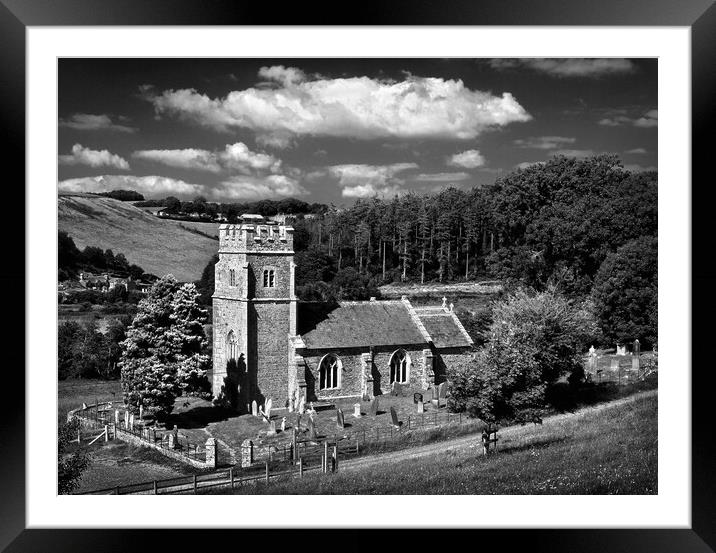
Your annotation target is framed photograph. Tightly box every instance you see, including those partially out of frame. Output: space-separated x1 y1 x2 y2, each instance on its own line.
4 0 713 550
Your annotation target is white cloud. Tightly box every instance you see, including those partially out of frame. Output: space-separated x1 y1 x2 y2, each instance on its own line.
132 142 282 174
213 174 308 200
59 113 137 133
146 67 531 146
413 172 471 182
598 109 657 128
514 136 576 149
447 149 485 169
58 175 204 197
490 58 636 78
515 161 545 170
329 163 418 198
58 144 130 170
625 148 648 154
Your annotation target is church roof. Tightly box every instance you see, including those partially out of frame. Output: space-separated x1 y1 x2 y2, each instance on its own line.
298 300 428 349
413 308 474 349
297 299 474 351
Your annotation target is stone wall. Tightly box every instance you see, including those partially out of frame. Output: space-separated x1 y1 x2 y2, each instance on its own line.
250 301 292 406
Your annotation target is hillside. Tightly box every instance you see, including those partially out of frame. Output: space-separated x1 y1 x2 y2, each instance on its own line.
58 194 218 282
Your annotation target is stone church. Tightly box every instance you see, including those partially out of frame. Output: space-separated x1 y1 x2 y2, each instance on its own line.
212 215 473 410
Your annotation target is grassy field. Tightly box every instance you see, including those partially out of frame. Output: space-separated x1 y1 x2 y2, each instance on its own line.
211 391 657 495
58 194 218 282
58 379 123 424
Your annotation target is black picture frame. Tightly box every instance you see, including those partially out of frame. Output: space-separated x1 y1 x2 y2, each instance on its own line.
2 1 713 551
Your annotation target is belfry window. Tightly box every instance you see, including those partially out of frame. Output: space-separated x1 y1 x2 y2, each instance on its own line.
390 349 410 384
319 354 341 390
229 269 236 287
263 269 275 288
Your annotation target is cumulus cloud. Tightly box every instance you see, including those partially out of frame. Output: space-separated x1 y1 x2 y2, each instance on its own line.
625 147 648 154
59 113 137 133
515 161 546 170
145 67 531 147
412 172 470 182
132 142 282 174
213 174 308 200
551 149 598 158
447 149 485 169
514 136 576 149
58 174 204 197
329 163 418 198
490 58 636 78
58 144 130 170
598 109 657 128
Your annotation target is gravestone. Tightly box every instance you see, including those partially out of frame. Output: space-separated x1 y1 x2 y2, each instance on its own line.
82 402 87 409
369 397 379 416
114 409 119 425
307 415 317 440
417 401 424 414
267 421 277 436
241 439 254 467
265 398 273 419
336 408 345 429
281 417 287 432
610 358 620 370
588 346 598 372
390 406 400 429
441 296 447 309
288 398 295 413
413 392 423 404
129 413 134 430
353 403 362 418
205 438 217 469
124 410 129 427
251 400 258 417
139 405 143 420
616 343 627 356
633 339 641 356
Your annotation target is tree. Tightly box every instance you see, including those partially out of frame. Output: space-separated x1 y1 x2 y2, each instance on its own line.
58 418 90 494
119 275 211 419
448 287 598 423
591 236 657 347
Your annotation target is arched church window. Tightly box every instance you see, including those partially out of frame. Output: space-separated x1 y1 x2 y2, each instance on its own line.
319 354 341 390
389 349 410 384
227 331 238 361
263 269 275 288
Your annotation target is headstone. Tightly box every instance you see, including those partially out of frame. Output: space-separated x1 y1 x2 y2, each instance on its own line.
251 400 258 417
417 401 424 414
632 355 640 371
307 415 317 440
438 382 448 399
267 421 277 436
114 409 119 425
129 413 135 430
205 438 217 469
369 397 379 416
441 296 447 309
616 344 626 356
124 410 129 427
588 345 596 356
265 398 273 419
390 406 400 429
336 408 345 429
82 402 87 409
139 405 143 420
449 302 454 313
241 439 254 467
413 392 423 404
353 403 362 418
288 398 295 413
633 339 641 356
281 417 287 432
168 432 177 449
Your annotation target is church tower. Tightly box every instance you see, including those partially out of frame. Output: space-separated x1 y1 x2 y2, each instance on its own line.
212 215 297 409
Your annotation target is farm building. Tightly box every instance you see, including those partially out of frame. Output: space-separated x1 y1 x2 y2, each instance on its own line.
211 215 473 410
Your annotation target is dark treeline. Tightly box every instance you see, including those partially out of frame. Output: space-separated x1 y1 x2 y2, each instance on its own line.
96 189 145 201
135 196 328 220
58 231 153 282
292 155 657 298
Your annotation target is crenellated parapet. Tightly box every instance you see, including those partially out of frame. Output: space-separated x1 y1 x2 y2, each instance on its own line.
219 218 294 253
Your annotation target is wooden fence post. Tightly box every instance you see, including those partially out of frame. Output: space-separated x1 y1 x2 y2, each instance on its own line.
104 425 109 442
153 480 157 495
298 458 303 478
229 468 234 490
193 474 197 494
265 461 270 483
333 445 338 473
323 442 329 473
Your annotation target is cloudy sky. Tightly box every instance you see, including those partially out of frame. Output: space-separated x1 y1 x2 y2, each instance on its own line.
58 58 657 205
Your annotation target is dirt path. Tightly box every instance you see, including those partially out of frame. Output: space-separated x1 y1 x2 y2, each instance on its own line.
337 389 658 472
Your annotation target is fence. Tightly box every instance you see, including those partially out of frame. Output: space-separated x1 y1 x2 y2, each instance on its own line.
67 402 214 469
78 408 477 495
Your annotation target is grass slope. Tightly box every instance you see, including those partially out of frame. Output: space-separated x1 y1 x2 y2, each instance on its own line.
58 194 218 282
216 392 657 495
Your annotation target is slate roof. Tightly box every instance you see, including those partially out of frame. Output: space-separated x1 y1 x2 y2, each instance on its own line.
298 300 428 350
414 309 474 349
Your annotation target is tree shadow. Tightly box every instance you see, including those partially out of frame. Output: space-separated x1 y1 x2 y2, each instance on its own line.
164 405 234 429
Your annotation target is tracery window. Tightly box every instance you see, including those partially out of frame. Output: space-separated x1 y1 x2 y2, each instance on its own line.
389 349 410 384
319 354 341 390
227 331 238 361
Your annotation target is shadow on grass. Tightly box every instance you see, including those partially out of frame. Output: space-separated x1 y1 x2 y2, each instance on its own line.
164 405 236 429
498 435 570 456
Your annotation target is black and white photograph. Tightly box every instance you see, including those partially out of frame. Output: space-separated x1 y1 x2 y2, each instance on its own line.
56 57 660 497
